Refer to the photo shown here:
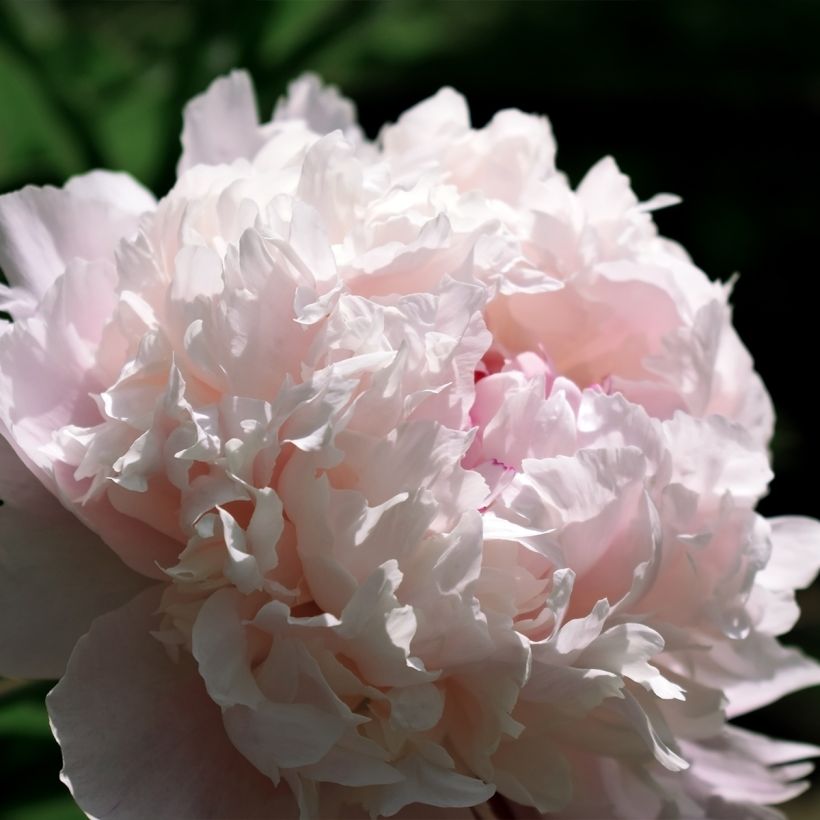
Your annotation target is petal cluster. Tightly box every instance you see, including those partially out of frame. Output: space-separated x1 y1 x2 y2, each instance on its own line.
0 71 817 819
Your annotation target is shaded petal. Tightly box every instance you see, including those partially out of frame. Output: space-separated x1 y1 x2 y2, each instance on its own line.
389 804 478 819
492 733 571 814
0 437 148 678
369 753 494 818
336 804 478 820
675 628 820 719
718 633 820 718
682 725 819 807
48 586 293 819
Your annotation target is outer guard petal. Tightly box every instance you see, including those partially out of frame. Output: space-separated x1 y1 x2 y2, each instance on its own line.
0 437 147 678
48 586 294 819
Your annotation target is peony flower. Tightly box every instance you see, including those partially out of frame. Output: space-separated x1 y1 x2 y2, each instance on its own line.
1 70 818 819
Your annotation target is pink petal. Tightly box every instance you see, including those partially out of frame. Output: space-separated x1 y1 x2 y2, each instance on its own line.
0 437 147 678
48 586 293 818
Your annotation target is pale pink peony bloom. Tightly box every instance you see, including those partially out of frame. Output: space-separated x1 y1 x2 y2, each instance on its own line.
0 71 817 819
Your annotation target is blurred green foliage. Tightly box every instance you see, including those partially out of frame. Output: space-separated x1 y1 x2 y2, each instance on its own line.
0 681 83 819
0 0 507 194
1 0 819 817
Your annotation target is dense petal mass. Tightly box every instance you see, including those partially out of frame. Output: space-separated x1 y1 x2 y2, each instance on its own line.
0 70 816 819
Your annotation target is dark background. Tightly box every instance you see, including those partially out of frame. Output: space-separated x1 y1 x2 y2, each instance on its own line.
1 1 818 817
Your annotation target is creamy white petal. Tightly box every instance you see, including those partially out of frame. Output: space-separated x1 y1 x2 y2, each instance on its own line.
178 70 264 174
274 73 362 141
